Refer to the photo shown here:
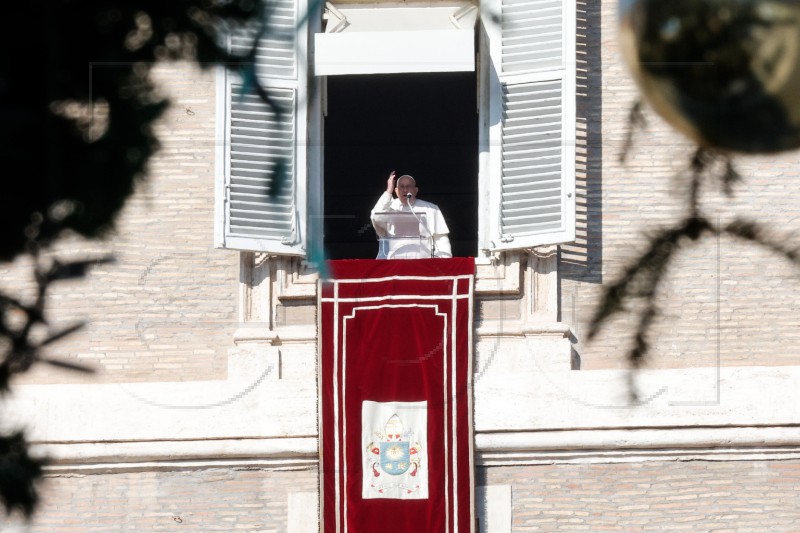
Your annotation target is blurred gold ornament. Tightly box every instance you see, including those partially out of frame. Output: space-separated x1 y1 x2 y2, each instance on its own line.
619 0 800 153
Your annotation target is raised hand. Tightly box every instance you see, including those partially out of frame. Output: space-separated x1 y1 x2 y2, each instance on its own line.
386 171 396 195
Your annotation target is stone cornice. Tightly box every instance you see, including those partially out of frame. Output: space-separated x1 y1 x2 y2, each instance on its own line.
35 426 800 474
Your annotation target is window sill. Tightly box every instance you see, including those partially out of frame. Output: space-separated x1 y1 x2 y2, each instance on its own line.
233 324 317 345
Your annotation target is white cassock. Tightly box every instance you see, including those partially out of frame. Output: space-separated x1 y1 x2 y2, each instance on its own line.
370 192 452 258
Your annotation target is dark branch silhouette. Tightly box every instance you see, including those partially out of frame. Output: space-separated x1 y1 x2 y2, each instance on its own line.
0 0 294 518
594 110 800 400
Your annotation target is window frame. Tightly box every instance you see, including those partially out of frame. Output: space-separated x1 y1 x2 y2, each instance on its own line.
215 0 575 260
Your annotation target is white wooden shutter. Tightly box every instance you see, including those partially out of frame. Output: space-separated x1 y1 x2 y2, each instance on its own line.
480 0 575 252
216 0 310 255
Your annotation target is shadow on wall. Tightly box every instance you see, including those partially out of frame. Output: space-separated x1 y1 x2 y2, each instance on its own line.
560 0 603 286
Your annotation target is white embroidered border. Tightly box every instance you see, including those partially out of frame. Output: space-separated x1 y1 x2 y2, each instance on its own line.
341 303 447 533
327 273 474 533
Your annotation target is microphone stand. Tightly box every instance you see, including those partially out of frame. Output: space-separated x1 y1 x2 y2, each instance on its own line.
406 193 435 258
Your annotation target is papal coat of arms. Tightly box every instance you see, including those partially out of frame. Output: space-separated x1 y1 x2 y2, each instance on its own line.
365 413 423 495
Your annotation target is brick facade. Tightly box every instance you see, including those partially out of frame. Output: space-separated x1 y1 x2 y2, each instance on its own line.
482 460 800 531
4 62 239 385
561 0 800 370
3 467 317 532
4 460 798 531
2 1 800 531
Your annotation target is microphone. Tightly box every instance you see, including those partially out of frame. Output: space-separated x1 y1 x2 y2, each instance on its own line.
405 193 435 258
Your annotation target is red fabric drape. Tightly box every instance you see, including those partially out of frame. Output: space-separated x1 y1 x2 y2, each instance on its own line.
320 259 475 533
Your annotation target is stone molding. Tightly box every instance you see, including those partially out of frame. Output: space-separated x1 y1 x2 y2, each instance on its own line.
35 426 800 474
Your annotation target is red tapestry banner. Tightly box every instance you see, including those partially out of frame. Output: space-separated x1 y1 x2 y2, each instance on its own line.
319 258 475 533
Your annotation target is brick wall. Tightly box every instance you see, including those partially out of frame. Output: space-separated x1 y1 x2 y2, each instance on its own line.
2 467 317 532
2 5 799 532
7 1 797 379
10 460 799 531
561 0 800 370
5 62 240 384
482 460 800 531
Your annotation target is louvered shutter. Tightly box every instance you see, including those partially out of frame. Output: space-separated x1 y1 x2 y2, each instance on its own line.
480 0 575 252
216 0 310 254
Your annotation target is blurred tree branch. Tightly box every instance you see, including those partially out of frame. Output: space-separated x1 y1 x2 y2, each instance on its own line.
595 112 800 401
0 0 285 518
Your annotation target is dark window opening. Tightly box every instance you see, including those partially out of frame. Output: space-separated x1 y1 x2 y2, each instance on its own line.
323 72 479 259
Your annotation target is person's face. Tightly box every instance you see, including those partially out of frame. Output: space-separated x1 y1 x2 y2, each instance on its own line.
395 177 418 205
